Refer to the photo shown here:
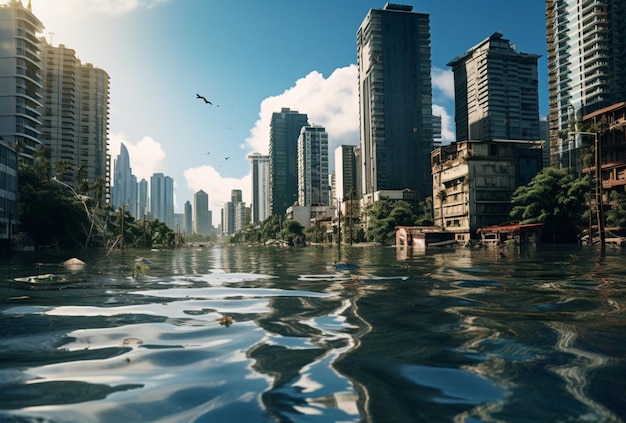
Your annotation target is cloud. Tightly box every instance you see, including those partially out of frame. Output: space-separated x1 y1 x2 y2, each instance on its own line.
108 132 166 182
32 0 170 17
432 67 455 102
246 65 360 162
184 166 251 226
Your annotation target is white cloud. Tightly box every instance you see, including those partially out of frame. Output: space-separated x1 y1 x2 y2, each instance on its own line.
31 0 170 17
431 67 455 102
108 132 166 182
246 65 360 160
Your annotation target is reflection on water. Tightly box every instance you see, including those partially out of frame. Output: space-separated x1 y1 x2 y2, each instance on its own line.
1 244 625 422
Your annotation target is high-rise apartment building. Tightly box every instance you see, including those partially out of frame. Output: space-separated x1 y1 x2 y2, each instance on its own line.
40 42 110 203
193 189 210 235
79 63 110 203
248 152 270 225
222 189 247 235
112 143 138 217
546 0 626 167
297 125 329 207
138 178 148 220
150 172 174 229
357 3 434 202
183 200 192 234
0 1 43 248
448 32 541 142
334 145 358 202
0 0 43 160
269 107 308 217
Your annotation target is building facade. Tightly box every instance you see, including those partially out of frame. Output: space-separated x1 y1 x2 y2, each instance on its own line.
248 152 270 225
297 125 329 207
431 140 544 240
150 172 174 229
357 3 434 202
112 143 138 217
0 0 43 161
447 32 541 142
40 42 110 204
183 200 192 234
193 189 210 235
546 0 626 168
269 107 309 217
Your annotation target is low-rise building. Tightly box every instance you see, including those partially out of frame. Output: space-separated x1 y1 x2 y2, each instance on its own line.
431 139 543 241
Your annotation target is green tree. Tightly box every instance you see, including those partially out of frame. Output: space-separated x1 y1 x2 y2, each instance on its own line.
509 167 593 241
606 191 626 228
18 166 90 248
261 215 281 241
306 220 328 243
365 199 417 245
279 220 306 246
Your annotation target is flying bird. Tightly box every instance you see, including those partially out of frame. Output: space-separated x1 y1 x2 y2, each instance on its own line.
196 93 212 105
225 157 230 160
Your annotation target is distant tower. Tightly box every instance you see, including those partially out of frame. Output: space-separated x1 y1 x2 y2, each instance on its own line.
112 143 138 217
447 32 540 142
150 173 174 229
193 190 210 235
222 189 247 235
297 125 329 206
184 200 192 234
138 178 148 220
269 108 309 217
335 145 358 204
248 153 270 225
358 4 433 201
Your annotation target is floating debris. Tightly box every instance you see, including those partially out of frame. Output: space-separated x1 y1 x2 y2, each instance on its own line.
122 337 143 346
61 258 86 267
218 315 233 326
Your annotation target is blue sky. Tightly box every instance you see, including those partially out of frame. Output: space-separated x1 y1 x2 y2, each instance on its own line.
29 0 548 224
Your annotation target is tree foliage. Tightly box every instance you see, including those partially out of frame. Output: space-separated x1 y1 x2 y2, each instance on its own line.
606 191 626 228
365 199 417 245
509 167 593 239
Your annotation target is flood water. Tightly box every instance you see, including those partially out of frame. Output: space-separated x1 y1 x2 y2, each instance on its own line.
1 244 625 422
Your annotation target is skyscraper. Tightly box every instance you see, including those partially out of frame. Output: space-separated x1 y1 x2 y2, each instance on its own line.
222 189 247 235
193 189 210 235
150 173 174 229
248 152 270 225
297 125 329 207
334 145 358 203
0 0 43 161
269 107 309 217
357 3 434 201
184 200 192 234
40 43 110 203
112 143 138 217
447 32 540 142
546 0 626 167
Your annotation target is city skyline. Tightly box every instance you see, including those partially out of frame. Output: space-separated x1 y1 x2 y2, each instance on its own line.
29 0 549 225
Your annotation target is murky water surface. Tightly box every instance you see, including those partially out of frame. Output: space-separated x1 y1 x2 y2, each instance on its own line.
1 244 625 422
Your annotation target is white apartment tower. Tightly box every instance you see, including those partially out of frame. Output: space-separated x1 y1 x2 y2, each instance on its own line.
297 125 329 207
447 32 540 142
0 0 43 160
40 42 110 203
546 0 626 168
248 152 270 225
